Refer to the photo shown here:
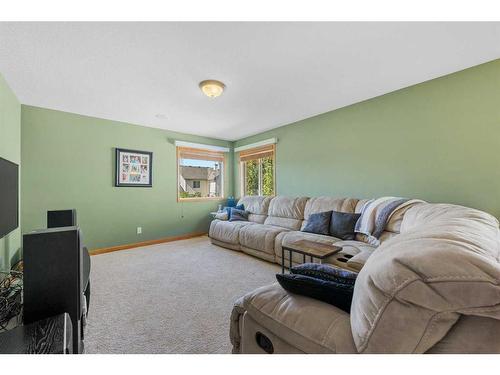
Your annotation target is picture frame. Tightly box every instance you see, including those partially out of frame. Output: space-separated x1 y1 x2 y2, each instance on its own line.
115 148 153 187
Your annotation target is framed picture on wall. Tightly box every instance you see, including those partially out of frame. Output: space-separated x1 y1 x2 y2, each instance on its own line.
115 148 153 187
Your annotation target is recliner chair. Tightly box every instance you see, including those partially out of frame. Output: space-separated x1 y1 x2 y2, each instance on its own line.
230 203 500 353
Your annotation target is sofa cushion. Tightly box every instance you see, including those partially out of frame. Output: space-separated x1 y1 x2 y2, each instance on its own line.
247 213 267 224
239 223 290 255
301 211 331 236
236 283 357 353
237 196 272 223
265 216 304 231
350 203 500 353
323 240 377 272
329 211 361 240
238 195 272 215
264 196 308 230
302 197 359 230
208 219 255 245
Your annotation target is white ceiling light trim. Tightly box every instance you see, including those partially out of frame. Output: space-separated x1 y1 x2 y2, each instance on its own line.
199 79 225 98
174 140 230 153
234 138 278 152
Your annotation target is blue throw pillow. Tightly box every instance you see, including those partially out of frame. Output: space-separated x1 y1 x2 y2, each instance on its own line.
276 273 354 312
301 211 332 236
329 211 361 240
291 263 357 285
229 208 249 222
224 204 244 220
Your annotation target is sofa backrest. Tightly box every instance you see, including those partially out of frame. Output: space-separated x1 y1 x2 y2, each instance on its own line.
301 197 359 231
350 203 500 353
355 199 369 213
264 196 309 230
237 195 423 243
237 196 273 224
354 199 424 245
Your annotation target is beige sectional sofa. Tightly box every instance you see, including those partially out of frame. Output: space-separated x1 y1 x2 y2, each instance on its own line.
209 195 500 353
210 195 402 272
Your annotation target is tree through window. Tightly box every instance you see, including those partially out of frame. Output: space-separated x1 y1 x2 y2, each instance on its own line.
239 144 275 196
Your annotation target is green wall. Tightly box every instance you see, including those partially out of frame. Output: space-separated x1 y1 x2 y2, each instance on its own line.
21 106 233 250
0 73 21 269
15 58 500 253
235 59 500 218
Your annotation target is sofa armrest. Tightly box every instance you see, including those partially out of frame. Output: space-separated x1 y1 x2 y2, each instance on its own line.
229 295 247 354
230 283 357 353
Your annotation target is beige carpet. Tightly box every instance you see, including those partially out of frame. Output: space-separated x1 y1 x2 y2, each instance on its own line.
85 236 279 353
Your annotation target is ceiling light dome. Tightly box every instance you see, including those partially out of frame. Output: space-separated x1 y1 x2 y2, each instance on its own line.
199 80 225 98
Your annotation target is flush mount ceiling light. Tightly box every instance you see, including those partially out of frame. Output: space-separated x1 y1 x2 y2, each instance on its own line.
199 79 225 98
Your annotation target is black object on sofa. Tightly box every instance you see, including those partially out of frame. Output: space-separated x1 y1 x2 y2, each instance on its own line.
291 263 358 284
276 265 356 313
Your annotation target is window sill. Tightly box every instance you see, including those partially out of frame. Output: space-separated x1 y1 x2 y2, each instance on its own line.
177 197 226 202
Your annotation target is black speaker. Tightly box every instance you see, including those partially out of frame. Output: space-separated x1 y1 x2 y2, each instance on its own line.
47 209 77 228
23 227 84 354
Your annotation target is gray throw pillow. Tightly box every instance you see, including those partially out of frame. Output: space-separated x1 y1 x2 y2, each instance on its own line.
301 211 332 236
229 208 249 222
330 211 361 240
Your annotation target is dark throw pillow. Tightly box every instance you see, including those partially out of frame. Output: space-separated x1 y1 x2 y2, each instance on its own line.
291 263 358 285
329 211 361 240
301 211 332 236
276 273 354 312
224 204 244 220
229 208 249 222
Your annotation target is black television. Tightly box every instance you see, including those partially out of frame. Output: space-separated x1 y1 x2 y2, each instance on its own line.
0 156 19 238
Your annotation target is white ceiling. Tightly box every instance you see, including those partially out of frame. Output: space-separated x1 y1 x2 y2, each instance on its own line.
1 22 499 141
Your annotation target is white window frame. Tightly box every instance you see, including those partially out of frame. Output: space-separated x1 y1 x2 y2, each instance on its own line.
239 144 276 197
177 146 226 202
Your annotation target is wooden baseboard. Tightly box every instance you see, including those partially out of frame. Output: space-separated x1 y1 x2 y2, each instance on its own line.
89 232 207 256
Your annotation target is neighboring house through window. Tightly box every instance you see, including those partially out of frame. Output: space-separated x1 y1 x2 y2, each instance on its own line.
177 146 224 200
239 143 275 196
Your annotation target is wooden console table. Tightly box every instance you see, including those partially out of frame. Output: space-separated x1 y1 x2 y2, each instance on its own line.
281 239 342 273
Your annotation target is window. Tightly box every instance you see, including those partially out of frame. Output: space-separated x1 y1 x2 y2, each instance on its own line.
177 147 224 200
239 144 275 196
